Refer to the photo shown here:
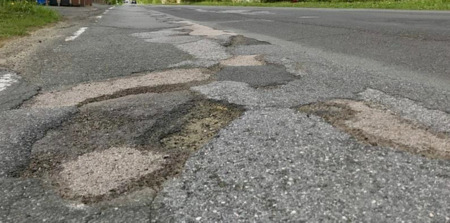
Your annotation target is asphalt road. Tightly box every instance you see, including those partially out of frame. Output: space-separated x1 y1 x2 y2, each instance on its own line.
150 6 450 81
1 4 450 223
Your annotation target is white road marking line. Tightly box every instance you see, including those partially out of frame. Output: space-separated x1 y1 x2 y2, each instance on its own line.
65 27 88 42
109 6 115 9
96 15 102 19
103 10 109 14
299 16 319 19
0 73 18 92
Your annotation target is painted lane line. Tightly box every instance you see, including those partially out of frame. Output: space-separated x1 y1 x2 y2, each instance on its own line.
103 10 109 14
96 15 102 19
109 6 115 9
65 27 88 42
0 73 18 92
299 16 319 19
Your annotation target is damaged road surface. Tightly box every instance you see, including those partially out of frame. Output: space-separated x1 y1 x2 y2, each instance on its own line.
1 4 450 223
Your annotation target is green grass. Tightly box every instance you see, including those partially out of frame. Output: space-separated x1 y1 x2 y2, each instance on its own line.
142 0 450 10
0 0 60 45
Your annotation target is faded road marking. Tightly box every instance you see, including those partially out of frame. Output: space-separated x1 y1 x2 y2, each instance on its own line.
0 73 18 92
96 15 102 19
299 16 319 19
65 27 88 42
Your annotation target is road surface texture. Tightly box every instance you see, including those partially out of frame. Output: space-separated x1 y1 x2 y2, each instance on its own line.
1 3 450 222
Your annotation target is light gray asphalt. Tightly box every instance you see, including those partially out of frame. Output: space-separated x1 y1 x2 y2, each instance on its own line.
1 4 450 223
151 109 450 222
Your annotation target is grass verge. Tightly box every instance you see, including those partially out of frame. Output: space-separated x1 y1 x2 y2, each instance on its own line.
142 0 450 10
0 0 60 47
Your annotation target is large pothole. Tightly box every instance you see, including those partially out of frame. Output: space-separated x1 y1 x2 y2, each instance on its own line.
23 92 243 204
299 99 450 159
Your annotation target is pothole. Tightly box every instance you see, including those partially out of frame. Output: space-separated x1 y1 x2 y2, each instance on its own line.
220 55 265 67
227 35 270 47
23 95 243 204
160 100 244 152
26 68 210 108
299 99 450 159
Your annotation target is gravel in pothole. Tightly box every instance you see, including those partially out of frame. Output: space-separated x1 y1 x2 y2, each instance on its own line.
299 99 450 159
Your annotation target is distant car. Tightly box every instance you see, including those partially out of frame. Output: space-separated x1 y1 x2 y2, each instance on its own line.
131 0 136 3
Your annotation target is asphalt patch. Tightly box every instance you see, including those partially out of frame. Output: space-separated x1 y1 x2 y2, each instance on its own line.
299 100 450 159
216 64 296 88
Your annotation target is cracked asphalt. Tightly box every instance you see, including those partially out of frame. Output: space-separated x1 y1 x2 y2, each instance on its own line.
1 4 450 223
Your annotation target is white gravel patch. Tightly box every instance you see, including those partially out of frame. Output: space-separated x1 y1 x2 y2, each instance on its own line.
220 55 265 66
334 99 450 157
31 68 210 108
58 147 164 197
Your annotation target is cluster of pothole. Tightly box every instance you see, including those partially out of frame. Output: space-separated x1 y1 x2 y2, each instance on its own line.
20 21 299 206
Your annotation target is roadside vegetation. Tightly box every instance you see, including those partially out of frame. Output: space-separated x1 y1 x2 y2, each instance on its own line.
0 0 60 46
141 0 450 10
